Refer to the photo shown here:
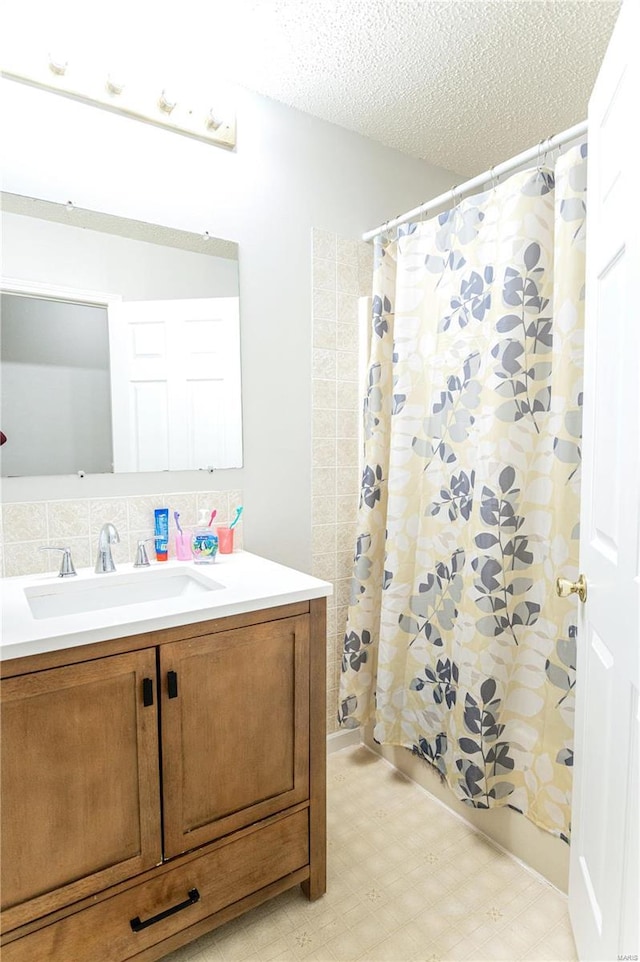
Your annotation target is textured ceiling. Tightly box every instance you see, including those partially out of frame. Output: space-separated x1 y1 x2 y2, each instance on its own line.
193 0 621 176
2 0 621 177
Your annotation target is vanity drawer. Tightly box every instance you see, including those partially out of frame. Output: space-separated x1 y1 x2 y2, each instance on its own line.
2 809 309 962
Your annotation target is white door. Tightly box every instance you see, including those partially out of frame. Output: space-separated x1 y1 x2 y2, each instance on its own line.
108 297 242 472
568 2 639 959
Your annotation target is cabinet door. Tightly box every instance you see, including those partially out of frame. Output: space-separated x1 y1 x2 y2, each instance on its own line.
160 615 309 858
0 650 162 932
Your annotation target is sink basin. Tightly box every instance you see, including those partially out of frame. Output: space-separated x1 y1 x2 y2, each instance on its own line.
25 567 224 620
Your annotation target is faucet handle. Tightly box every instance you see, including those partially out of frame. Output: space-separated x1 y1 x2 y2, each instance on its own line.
134 538 154 568
41 546 77 578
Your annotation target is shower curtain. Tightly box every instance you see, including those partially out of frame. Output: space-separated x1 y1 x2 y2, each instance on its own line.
339 143 586 841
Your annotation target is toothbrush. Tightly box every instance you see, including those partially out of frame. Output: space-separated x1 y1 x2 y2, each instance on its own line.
207 509 217 527
174 511 183 534
229 506 243 529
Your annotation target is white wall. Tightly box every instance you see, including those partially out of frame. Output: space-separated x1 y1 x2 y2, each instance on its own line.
1 294 112 476
1 212 239 299
0 77 456 571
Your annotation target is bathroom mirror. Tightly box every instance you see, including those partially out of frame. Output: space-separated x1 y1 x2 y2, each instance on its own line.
0 192 243 477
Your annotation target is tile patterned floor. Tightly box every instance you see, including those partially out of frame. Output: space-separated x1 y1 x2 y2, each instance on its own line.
164 746 577 962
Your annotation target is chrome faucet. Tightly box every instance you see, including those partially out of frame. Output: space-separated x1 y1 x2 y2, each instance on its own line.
41 546 77 577
95 522 120 573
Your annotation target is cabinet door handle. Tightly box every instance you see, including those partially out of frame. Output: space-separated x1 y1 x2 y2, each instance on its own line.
130 887 200 932
167 670 178 699
142 678 154 707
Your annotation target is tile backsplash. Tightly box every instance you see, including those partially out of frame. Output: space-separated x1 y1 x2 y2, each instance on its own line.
0 490 243 578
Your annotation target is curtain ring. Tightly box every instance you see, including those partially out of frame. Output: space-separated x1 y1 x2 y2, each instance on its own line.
490 166 498 191
451 184 460 208
537 139 546 171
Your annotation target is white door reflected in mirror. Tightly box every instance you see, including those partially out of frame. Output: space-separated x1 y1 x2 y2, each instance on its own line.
0 193 243 477
109 296 241 472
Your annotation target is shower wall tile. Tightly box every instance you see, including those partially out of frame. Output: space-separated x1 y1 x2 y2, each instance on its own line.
336 236 362 264
313 408 337 439
312 348 337 380
311 226 371 734
312 256 337 291
336 261 360 295
336 438 358 466
313 319 337 351
337 495 359 522
336 350 358 382
311 524 337 556
312 229 337 260
335 578 352 609
336 321 360 352
312 467 336 496
337 380 359 411
0 489 243 577
312 378 337 410
336 466 360 496
311 552 336 583
312 496 337 525
312 438 336 468
337 409 359 439
337 292 359 323
312 288 336 320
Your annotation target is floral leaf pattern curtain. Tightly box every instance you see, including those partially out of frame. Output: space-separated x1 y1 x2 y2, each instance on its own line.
339 144 586 840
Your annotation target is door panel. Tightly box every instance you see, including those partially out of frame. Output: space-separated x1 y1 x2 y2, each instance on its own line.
569 2 639 958
160 616 310 859
0 650 162 932
109 296 242 471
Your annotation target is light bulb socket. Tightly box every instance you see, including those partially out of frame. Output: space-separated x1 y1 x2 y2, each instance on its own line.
48 55 68 76
106 74 125 96
158 90 177 114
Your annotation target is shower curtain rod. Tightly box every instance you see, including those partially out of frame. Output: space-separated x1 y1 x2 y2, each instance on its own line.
362 119 588 242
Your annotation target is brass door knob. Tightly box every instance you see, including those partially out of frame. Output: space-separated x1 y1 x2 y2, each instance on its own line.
556 574 587 603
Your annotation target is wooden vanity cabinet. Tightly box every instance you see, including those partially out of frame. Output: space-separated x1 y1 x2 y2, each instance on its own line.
160 615 310 858
0 599 326 962
0 650 162 931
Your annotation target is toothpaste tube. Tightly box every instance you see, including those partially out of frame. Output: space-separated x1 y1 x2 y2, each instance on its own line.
154 508 169 562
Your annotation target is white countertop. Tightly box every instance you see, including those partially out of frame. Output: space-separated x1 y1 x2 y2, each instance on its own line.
0 552 333 662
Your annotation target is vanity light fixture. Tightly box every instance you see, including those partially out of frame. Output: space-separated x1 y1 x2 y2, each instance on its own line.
2 56 237 150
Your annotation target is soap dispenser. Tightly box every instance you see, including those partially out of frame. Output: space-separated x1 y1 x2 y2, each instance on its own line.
191 509 219 564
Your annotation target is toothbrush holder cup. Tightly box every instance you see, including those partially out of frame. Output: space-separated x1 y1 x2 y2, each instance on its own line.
174 530 193 561
216 526 235 554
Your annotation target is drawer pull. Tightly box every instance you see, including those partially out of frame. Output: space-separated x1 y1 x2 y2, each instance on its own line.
129 887 200 932
167 670 178 699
